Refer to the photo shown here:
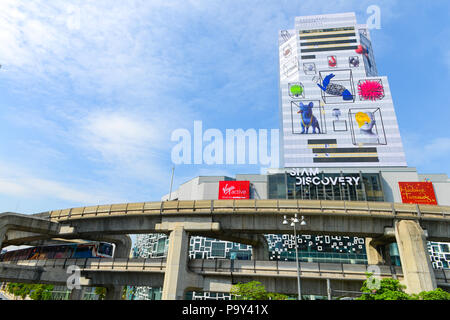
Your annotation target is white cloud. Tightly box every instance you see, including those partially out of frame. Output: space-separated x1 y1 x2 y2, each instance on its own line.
71 109 177 185
424 137 450 152
77 111 163 160
0 160 122 205
0 0 190 98
402 133 450 173
0 0 402 91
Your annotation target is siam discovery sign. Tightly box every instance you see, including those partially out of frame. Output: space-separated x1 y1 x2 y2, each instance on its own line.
288 168 360 186
218 181 250 200
398 182 437 205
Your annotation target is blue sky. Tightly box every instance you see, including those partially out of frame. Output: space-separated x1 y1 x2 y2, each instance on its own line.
0 0 449 214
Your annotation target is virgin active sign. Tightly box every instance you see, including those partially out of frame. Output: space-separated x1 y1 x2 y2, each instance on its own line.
288 168 360 186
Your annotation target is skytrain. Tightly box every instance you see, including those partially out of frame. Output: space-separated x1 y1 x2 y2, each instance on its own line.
0 242 115 262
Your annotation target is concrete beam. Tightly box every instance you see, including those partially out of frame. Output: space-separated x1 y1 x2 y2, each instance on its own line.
0 213 61 248
25 207 448 242
84 271 164 287
4 233 90 247
0 264 71 285
197 232 262 246
394 220 437 294
54 213 405 239
3 230 48 246
0 213 60 234
156 218 220 233
35 200 450 241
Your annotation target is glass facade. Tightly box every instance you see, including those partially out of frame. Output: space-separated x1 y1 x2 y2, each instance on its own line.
268 172 384 202
389 243 401 267
47 287 100 300
128 286 162 300
428 241 450 269
267 234 366 264
189 237 252 260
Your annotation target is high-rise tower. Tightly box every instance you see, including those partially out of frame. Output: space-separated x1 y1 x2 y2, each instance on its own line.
278 12 407 168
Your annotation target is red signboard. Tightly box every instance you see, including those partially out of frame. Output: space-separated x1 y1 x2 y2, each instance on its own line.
398 182 437 205
218 181 250 200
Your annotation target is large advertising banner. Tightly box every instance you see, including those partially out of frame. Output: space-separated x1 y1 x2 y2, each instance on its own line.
218 181 250 200
398 182 438 205
278 13 408 168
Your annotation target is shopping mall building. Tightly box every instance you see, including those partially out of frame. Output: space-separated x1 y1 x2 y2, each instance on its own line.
130 12 450 300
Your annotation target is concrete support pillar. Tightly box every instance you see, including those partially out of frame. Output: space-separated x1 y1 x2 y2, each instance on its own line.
111 235 132 258
161 226 200 300
252 235 269 260
365 238 384 265
382 244 394 266
394 220 436 294
0 227 6 251
105 286 123 300
69 288 84 300
326 278 332 300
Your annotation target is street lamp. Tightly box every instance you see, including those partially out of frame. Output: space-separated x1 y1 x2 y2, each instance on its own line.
282 214 306 300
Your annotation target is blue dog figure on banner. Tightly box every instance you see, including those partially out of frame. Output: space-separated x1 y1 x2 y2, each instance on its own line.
298 102 321 134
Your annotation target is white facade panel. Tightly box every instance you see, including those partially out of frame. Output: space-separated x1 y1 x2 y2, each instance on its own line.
432 183 450 206
380 170 420 203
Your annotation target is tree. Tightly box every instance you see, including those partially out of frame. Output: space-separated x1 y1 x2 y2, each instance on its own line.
29 284 54 300
230 281 289 300
411 288 450 300
7 283 32 300
357 276 410 300
6 283 54 300
94 287 127 300
95 287 107 300
357 274 450 300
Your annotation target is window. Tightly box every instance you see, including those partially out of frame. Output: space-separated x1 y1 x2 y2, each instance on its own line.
98 243 114 256
156 239 166 255
362 173 384 201
211 242 226 258
268 174 287 199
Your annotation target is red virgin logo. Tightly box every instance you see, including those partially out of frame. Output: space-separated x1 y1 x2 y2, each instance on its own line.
218 181 250 199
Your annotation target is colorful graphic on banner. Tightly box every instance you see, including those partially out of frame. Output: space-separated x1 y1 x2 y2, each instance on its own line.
317 70 355 103
218 181 250 200
358 79 384 101
399 182 438 205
